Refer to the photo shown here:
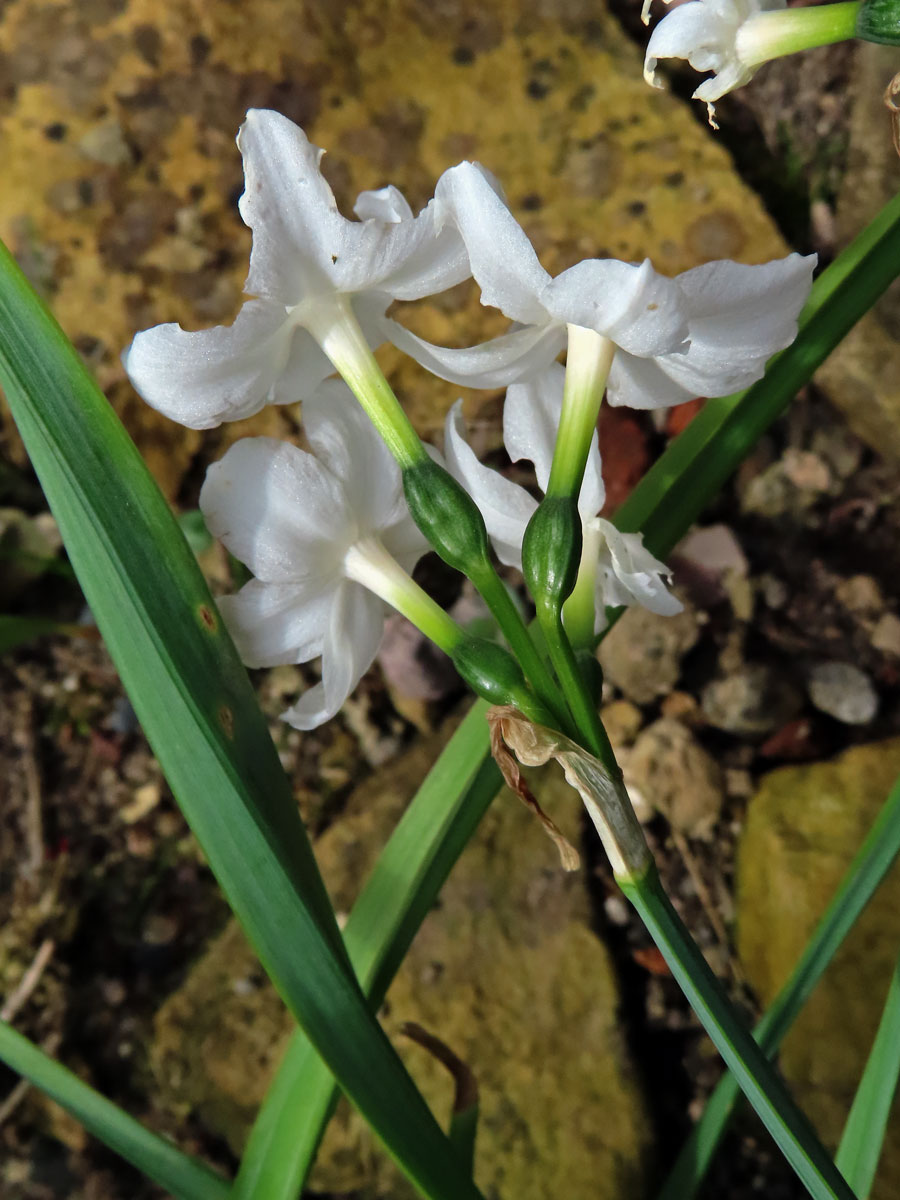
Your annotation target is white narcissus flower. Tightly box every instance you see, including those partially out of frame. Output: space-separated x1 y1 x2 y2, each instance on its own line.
125 109 470 431
199 381 434 730
644 0 786 123
386 159 815 411
442 364 682 633
643 0 859 125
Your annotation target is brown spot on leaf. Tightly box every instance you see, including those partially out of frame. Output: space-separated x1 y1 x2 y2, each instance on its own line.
218 705 235 740
198 605 218 633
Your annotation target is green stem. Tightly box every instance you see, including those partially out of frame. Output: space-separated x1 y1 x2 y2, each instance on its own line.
473 565 573 732
537 603 617 773
621 866 857 1200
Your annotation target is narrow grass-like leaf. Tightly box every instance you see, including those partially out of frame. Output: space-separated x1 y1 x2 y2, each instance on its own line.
0 614 88 653
834 948 900 1197
658 775 900 1200
0 239 485 1200
234 703 497 1199
0 1021 229 1200
242 190 900 1199
621 868 856 1200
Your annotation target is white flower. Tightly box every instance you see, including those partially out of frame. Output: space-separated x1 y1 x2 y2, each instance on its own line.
442 364 681 632
385 159 814 408
125 109 471 430
200 380 430 729
644 0 786 123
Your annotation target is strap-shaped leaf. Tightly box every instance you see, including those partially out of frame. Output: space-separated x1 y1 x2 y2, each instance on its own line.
0 239 483 1200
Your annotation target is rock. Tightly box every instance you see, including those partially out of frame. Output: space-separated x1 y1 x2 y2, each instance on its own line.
151 725 652 1198
815 44 900 465
808 662 879 726
736 740 900 1200
624 718 724 839
873 613 900 657
834 574 885 620
701 665 803 736
598 602 700 705
599 699 644 750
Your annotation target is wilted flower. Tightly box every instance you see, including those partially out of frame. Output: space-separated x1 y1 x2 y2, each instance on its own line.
443 364 681 633
200 381 437 729
125 109 471 432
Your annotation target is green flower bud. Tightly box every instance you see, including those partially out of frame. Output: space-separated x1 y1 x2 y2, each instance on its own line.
451 636 552 723
857 0 900 43
522 496 582 611
403 460 492 576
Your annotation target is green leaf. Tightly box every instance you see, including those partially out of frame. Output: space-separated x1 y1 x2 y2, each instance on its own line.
0 1021 230 1200
621 867 856 1200
0 238 484 1200
234 704 498 1199
0 614 84 653
835 948 900 1197
658 774 900 1200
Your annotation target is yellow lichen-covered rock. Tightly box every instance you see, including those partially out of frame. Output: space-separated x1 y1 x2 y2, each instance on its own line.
0 0 789 496
151 722 652 1198
736 740 900 1200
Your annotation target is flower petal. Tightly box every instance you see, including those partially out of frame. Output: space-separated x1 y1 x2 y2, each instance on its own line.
124 298 314 430
199 437 351 582
543 259 688 356
301 379 414 537
281 581 384 730
434 161 552 325
443 399 536 569
503 365 605 519
664 253 815 394
238 109 345 303
384 318 566 387
607 349 696 409
217 578 332 667
593 519 683 616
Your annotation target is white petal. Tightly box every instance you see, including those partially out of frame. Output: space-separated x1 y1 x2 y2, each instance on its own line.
645 0 734 80
385 318 566 387
281 581 384 730
443 400 536 569
543 259 688 357
607 350 696 409
353 185 413 223
594 519 683 616
302 379 406 534
199 437 352 582
124 299 308 430
238 110 345 303
503 364 605 519
434 161 551 325
217 578 332 667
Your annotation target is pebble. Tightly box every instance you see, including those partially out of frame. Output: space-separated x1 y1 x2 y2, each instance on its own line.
808 662 879 725
598 601 700 705
701 665 803 736
625 718 724 838
872 612 900 657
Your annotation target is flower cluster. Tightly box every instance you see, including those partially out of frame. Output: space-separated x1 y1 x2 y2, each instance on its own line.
125 109 814 729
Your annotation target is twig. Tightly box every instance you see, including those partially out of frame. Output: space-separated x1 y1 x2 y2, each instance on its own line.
671 830 744 986
1 939 55 1024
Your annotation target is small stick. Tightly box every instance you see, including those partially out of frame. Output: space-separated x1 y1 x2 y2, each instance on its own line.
1 939 55 1024
670 830 744 987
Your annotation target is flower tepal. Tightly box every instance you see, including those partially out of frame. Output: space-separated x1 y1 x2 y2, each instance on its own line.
124 110 470 430
386 159 815 410
199 380 432 730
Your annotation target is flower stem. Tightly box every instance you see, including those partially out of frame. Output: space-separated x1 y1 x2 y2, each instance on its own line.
306 298 427 470
344 538 462 654
472 565 575 734
736 1 861 65
545 326 615 503
619 864 858 1200
536 601 618 775
562 519 602 649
